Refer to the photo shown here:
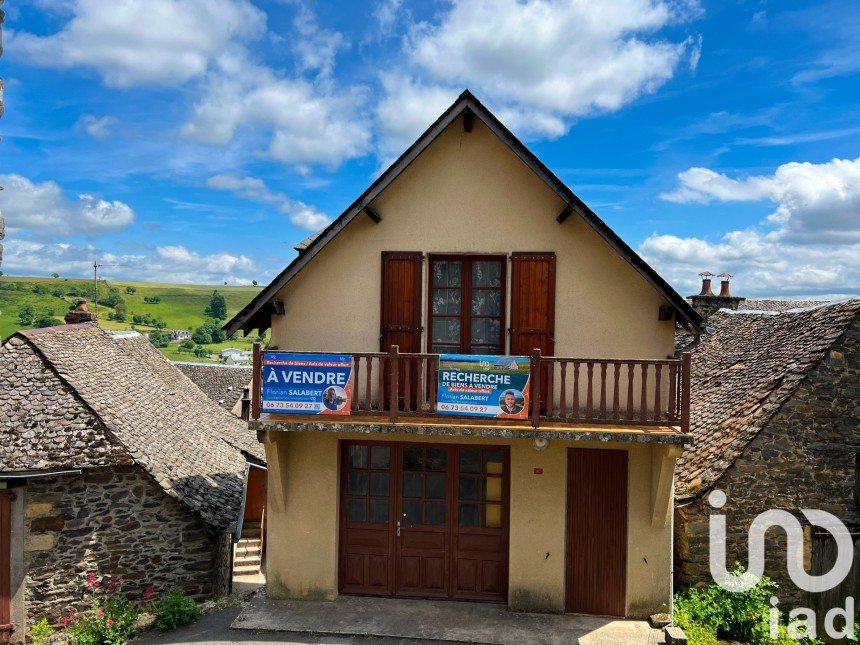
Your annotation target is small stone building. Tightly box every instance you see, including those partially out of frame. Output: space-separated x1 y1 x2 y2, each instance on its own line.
674 297 860 607
0 323 264 643
175 363 252 416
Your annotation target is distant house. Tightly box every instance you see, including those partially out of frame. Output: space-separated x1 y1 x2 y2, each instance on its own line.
0 323 265 642
171 329 192 342
675 285 860 615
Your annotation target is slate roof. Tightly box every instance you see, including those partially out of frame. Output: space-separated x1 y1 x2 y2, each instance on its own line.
175 362 252 415
0 323 264 530
737 299 830 312
676 299 860 500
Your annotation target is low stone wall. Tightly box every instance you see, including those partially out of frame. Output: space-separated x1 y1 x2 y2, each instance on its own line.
23 466 230 622
675 315 860 604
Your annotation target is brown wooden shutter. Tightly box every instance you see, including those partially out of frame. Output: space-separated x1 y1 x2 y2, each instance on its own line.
509 252 556 358
380 252 423 353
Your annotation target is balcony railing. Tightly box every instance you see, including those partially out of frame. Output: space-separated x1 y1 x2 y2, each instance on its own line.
251 345 691 433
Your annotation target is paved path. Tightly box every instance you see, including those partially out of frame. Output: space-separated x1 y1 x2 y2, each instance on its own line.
233 595 657 645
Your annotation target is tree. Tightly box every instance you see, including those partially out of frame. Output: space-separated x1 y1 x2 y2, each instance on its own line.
192 328 213 345
51 272 60 279
18 304 36 326
179 339 196 351
193 346 209 358
101 287 124 308
149 331 170 348
204 290 227 320
125 286 137 294
252 280 258 286
143 295 161 304
34 316 62 328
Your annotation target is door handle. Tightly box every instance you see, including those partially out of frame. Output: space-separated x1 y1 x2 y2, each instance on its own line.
396 520 401 537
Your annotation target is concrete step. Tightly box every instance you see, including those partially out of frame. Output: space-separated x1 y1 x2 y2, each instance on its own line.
236 547 262 558
234 563 261 575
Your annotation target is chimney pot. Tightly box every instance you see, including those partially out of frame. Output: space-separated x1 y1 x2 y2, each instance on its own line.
697 271 715 296
64 299 99 325
718 273 733 297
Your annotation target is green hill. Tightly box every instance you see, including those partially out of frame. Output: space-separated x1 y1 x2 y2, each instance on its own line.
0 275 265 363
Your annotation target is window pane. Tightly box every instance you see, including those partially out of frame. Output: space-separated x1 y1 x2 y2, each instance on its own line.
347 471 367 496
471 290 501 316
347 498 366 522
460 449 479 473
371 445 390 470
432 289 461 315
432 344 459 354
347 445 367 468
471 318 500 345
403 447 423 470
432 318 461 343
459 503 480 527
484 449 504 474
426 474 446 499
403 500 422 526
426 502 445 525
485 503 502 528
371 472 389 497
370 499 389 524
433 261 461 287
426 448 447 472
472 261 502 287
459 476 479 500
484 476 502 502
403 473 423 498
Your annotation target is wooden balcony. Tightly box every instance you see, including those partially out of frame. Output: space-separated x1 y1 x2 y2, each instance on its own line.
250 346 691 442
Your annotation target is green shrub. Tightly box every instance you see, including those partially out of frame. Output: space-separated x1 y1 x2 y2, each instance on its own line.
673 565 822 645
62 574 140 645
31 618 54 645
151 588 201 632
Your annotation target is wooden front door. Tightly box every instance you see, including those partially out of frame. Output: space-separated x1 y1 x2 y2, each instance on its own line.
565 448 628 616
381 252 423 409
0 489 13 644
338 441 508 602
243 467 266 523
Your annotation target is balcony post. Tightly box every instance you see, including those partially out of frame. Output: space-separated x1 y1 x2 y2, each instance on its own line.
251 342 262 420
531 348 541 428
389 345 399 424
680 351 692 434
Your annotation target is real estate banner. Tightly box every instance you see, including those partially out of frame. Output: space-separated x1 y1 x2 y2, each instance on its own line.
261 352 352 415
436 354 530 419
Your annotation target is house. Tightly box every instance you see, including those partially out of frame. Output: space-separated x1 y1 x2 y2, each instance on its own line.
0 322 266 642
171 329 192 342
674 286 860 612
175 362 252 415
219 348 252 365
226 91 704 618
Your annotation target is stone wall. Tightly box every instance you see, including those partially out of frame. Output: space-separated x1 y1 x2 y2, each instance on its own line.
675 313 860 604
23 466 231 623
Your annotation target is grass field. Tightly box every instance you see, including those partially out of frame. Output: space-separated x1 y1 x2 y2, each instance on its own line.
0 275 265 363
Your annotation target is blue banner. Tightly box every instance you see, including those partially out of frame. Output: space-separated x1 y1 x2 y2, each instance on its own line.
262 352 353 415
437 354 531 419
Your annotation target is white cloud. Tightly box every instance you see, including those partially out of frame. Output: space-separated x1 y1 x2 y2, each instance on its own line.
643 156 860 295
660 157 860 244
10 0 266 87
292 4 347 79
206 173 330 232
0 174 135 236
2 239 259 285
182 51 372 169
75 114 118 140
377 0 700 151
374 0 404 36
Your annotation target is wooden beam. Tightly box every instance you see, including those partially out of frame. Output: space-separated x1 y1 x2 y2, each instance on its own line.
463 108 473 133
556 206 573 224
269 300 285 316
363 207 382 224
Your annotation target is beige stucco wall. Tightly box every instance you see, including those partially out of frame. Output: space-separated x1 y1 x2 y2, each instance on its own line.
263 431 677 617
269 114 675 362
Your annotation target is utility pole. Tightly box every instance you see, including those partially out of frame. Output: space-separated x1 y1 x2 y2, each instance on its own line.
92 261 124 313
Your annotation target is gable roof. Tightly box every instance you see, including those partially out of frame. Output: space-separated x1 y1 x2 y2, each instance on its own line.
1 323 264 530
175 362 252 415
225 89 704 337
675 298 860 500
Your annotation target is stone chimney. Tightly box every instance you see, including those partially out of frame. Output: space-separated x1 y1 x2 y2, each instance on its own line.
689 272 746 320
64 299 99 324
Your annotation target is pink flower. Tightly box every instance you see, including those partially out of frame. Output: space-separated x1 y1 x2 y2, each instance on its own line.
86 572 99 592
106 619 115 628
142 585 155 603
97 607 105 619
60 610 78 627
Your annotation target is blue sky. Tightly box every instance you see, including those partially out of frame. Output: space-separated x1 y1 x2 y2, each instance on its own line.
1 0 858 297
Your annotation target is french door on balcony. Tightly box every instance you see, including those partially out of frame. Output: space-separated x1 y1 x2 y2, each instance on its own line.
338 440 509 602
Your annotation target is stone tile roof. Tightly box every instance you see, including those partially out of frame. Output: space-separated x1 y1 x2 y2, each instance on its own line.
738 299 830 312
175 363 251 415
676 299 860 500
0 323 264 530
